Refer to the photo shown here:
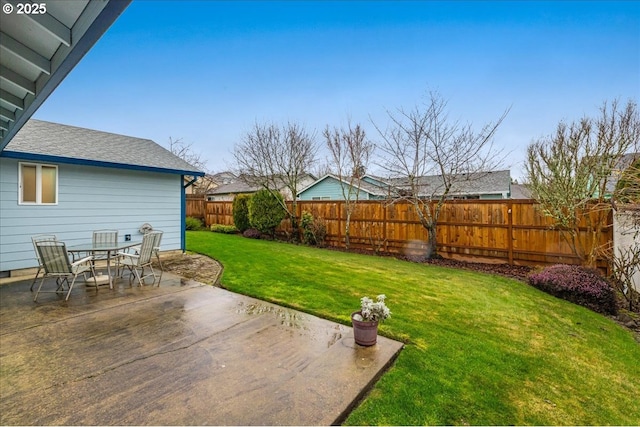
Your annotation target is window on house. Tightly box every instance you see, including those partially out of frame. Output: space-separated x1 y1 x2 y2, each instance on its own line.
19 163 58 205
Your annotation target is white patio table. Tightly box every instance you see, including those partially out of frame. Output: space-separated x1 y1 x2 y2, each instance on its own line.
67 241 140 289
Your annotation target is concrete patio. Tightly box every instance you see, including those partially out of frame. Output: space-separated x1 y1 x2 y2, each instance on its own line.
0 270 403 425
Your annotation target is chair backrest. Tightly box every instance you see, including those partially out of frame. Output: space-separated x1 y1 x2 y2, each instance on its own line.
137 232 158 265
151 230 163 251
32 234 57 264
93 230 118 246
36 241 71 274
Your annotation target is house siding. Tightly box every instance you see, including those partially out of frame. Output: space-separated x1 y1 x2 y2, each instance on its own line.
207 194 236 202
362 176 388 187
479 193 506 200
0 158 182 273
298 176 374 201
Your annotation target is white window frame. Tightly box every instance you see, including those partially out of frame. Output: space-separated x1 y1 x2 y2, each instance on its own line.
18 162 58 205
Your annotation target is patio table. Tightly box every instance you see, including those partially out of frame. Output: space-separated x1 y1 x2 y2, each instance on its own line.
67 241 140 289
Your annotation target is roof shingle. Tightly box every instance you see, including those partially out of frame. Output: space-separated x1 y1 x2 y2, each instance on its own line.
3 120 203 175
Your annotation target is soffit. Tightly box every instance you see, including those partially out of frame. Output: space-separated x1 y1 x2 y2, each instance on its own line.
0 0 131 150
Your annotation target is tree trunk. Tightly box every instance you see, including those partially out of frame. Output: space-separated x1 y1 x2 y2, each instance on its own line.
413 202 438 259
426 224 438 259
290 200 300 242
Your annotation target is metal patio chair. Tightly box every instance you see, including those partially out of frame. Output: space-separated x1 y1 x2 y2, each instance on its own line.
118 231 160 287
34 241 97 302
30 234 57 291
92 230 118 259
128 230 164 283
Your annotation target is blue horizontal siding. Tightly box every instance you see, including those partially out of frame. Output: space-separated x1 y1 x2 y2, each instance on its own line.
479 193 505 200
0 158 183 272
298 176 373 201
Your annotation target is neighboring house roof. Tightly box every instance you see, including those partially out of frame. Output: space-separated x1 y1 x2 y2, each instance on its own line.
297 174 391 198
207 173 316 196
388 170 512 197
1 120 204 176
605 152 639 194
210 171 238 186
207 180 260 196
510 183 533 199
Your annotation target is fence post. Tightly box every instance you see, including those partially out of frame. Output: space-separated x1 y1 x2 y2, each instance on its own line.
507 201 514 265
336 201 341 246
383 200 388 252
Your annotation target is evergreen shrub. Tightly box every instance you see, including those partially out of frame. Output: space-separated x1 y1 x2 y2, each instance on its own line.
210 224 238 234
186 216 204 231
232 194 252 232
248 189 286 236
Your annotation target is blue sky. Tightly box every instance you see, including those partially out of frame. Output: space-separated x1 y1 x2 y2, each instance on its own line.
34 1 640 180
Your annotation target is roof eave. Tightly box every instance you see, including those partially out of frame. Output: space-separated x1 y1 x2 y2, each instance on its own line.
0 0 133 150
0 150 205 176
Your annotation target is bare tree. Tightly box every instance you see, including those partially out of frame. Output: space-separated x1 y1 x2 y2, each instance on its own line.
525 99 640 267
324 122 374 249
374 91 508 258
310 161 333 180
167 137 213 194
233 121 318 239
190 174 222 196
168 137 208 171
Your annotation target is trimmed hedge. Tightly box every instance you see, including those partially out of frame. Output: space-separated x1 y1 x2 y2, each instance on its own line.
185 216 204 231
528 264 618 315
210 224 238 234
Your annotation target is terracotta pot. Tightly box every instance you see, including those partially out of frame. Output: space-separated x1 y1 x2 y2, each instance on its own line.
351 311 379 346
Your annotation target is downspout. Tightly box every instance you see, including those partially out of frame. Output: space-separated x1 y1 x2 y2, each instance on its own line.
182 176 199 252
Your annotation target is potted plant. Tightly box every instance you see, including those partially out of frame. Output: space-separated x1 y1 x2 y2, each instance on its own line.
351 294 391 346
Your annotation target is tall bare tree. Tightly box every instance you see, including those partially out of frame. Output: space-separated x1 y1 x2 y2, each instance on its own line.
167 137 213 194
324 122 374 249
525 99 640 267
233 121 318 239
374 91 508 258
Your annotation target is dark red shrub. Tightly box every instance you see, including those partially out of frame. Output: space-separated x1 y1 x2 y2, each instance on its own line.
242 228 262 239
528 264 617 315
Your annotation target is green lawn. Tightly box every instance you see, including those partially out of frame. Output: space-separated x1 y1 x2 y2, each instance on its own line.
187 231 640 426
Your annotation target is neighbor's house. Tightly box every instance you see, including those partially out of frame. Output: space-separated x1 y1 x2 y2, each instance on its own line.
602 152 639 198
297 174 391 200
207 174 315 201
388 170 512 200
0 120 204 277
510 183 533 199
210 171 238 187
298 170 512 201
185 171 238 196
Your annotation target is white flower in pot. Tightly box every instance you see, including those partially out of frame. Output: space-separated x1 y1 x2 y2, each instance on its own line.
351 294 391 346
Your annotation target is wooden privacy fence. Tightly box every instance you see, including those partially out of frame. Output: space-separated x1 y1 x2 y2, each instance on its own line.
186 198 613 270
186 194 206 220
